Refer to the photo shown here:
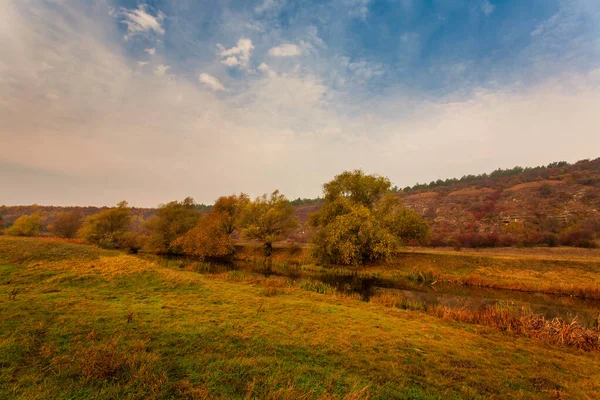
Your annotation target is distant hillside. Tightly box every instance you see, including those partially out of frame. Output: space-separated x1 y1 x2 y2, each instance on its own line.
400 158 600 247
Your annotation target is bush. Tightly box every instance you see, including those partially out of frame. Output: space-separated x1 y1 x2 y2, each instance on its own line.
560 228 597 248
144 197 200 254
6 214 43 237
50 210 84 238
78 201 131 247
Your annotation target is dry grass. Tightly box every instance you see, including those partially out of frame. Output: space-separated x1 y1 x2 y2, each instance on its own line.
429 305 600 351
370 290 600 351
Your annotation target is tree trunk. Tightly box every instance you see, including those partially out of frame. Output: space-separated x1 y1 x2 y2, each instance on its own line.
264 242 273 257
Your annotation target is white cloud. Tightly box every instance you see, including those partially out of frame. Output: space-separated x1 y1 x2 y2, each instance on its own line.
199 73 225 91
154 64 171 76
145 47 156 55
481 0 495 16
268 43 304 57
137 61 149 67
221 56 239 67
219 38 254 68
119 5 165 39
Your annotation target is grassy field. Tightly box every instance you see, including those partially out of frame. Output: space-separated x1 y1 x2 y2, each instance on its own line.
1 237 600 399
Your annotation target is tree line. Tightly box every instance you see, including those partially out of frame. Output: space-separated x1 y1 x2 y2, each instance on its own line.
0 171 429 266
402 158 600 193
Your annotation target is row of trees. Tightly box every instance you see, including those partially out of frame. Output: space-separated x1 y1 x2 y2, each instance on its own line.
403 158 600 193
0 171 430 266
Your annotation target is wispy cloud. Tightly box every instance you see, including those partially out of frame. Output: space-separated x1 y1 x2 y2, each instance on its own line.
269 43 303 57
154 64 171 76
345 0 370 20
481 0 495 16
145 47 156 55
199 73 225 91
119 5 165 39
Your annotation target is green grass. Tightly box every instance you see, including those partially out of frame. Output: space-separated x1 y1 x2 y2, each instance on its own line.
1 237 600 399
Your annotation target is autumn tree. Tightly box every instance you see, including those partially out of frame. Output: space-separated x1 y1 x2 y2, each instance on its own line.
78 201 132 249
239 191 298 256
50 210 84 238
310 170 429 265
144 197 201 254
176 194 249 259
0 214 4 234
6 214 43 237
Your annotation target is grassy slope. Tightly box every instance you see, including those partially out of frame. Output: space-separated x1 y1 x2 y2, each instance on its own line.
1 237 599 399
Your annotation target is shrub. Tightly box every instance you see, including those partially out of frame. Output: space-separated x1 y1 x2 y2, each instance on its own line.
78 201 131 247
50 210 84 238
144 197 200 254
6 214 43 237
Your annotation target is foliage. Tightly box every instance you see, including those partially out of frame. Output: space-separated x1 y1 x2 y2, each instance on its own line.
290 197 322 206
78 201 132 249
240 191 298 256
6 213 43 237
311 171 430 265
144 197 200 254
50 210 84 238
323 169 392 207
0 214 4 233
176 194 249 259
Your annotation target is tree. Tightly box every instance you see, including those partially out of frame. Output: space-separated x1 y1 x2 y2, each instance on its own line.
0 214 4 234
323 169 391 207
211 194 250 236
240 190 298 256
310 171 429 265
78 201 132 249
144 197 201 254
6 214 43 237
50 210 84 238
176 194 250 259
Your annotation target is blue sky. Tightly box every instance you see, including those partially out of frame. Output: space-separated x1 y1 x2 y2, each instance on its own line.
1 0 600 206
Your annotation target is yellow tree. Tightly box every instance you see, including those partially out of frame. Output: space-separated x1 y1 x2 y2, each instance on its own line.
310 171 429 265
78 201 132 249
6 214 43 237
240 191 298 257
144 197 201 254
176 194 249 259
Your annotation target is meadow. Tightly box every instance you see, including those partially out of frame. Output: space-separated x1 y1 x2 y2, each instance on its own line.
1 237 600 399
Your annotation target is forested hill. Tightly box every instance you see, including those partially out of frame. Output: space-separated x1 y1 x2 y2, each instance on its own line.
399 158 600 247
402 158 600 193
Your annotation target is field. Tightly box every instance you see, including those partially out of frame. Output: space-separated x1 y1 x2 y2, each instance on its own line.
1 237 600 399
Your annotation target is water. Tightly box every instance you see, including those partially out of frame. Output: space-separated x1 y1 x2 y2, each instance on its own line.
151 255 600 329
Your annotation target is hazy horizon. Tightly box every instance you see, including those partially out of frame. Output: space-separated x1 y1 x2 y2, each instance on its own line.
2 0 600 207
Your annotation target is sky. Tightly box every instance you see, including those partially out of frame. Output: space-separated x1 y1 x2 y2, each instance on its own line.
1 0 600 207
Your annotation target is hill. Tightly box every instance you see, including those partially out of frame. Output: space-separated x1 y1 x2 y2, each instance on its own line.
399 158 600 247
